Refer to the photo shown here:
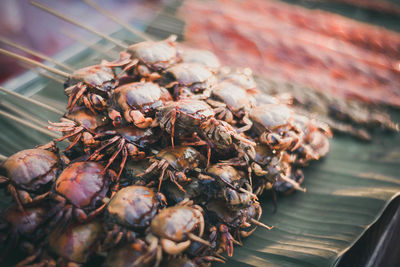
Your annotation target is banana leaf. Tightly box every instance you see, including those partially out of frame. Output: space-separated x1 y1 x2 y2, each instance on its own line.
1 6 400 266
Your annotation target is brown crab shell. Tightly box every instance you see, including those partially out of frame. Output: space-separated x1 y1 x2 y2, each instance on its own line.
113 82 172 114
156 146 206 172
106 186 161 229
2 148 58 192
151 206 202 242
54 162 110 208
48 220 103 264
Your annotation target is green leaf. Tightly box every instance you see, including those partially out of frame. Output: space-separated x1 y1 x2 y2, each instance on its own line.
1 32 399 267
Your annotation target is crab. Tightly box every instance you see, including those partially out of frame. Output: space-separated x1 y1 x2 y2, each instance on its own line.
138 146 206 192
139 199 210 267
249 104 304 153
179 47 221 73
14 219 105 267
163 62 217 100
206 80 255 132
48 107 110 153
104 239 155 267
0 202 51 262
223 143 305 195
219 68 257 93
198 164 257 208
206 200 272 257
103 185 166 249
50 162 116 226
156 99 256 162
65 60 124 113
108 81 172 128
291 113 332 165
118 35 179 81
88 125 160 179
0 142 65 210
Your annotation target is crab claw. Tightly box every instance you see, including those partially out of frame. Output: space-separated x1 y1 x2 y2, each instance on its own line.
219 224 234 257
108 109 122 127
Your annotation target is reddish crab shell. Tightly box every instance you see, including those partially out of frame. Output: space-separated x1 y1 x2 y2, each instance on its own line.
1 149 58 193
48 220 104 264
151 205 204 242
106 185 165 229
54 162 111 208
155 146 207 172
211 81 255 113
219 68 257 92
64 107 110 131
109 81 172 127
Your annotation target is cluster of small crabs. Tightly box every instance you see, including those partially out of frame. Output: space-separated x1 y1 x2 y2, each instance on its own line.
0 35 332 267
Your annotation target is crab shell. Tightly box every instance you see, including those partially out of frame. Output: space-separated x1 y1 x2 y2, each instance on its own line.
249 104 295 134
127 36 178 70
104 239 152 267
1 148 58 192
166 63 216 88
48 220 104 264
151 206 203 242
212 81 255 112
157 99 215 134
65 107 110 132
156 146 207 172
2 203 49 237
204 164 242 186
106 186 163 229
68 64 115 90
113 82 172 115
180 47 221 72
54 162 111 208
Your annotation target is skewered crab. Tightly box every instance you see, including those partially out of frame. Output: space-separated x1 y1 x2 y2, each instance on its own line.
138 146 206 192
118 35 179 81
15 220 104 267
89 125 159 178
0 142 64 210
157 99 256 161
104 239 154 267
48 107 110 153
108 81 172 128
180 47 221 73
249 104 304 152
207 80 255 132
198 164 256 208
163 63 217 99
65 61 123 113
140 199 210 267
0 202 51 262
206 200 272 256
103 185 166 249
50 162 115 226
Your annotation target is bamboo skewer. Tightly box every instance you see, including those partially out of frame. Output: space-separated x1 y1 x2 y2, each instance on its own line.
0 48 70 78
0 87 64 115
1 101 49 128
61 29 119 59
30 0 128 50
0 153 7 162
82 0 153 42
0 37 75 72
0 110 61 139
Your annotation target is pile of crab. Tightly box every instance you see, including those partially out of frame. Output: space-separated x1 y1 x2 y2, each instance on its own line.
0 36 332 267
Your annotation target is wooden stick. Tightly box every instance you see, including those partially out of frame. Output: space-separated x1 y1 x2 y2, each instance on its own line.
30 0 128 49
0 153 7 162
0 37 74 72
61 29 119 59
0 48 70 78
0 110 61 138
0 87 64 115
1 101 49 128
82 0 153 42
